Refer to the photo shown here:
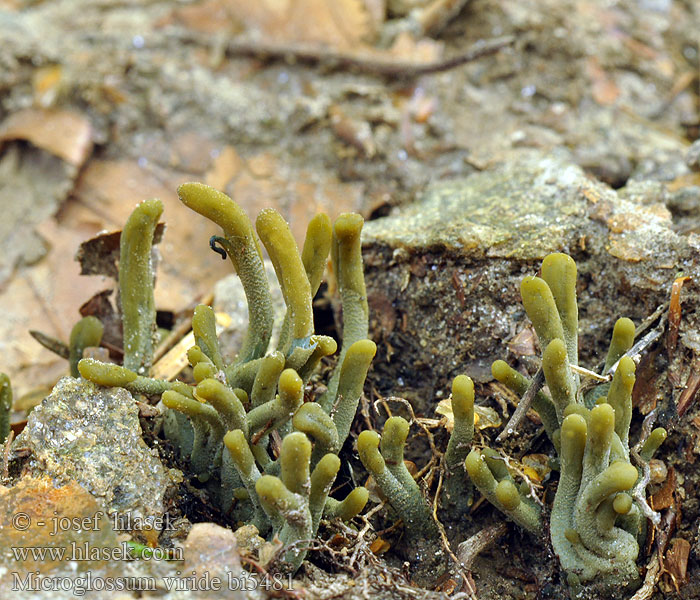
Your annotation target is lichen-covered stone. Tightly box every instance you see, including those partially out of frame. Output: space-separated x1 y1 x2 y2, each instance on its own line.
13 377 175 520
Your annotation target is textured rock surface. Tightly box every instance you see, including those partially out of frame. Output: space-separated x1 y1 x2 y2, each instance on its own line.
13 377 175 519
181 523 263 600
362 150 700 414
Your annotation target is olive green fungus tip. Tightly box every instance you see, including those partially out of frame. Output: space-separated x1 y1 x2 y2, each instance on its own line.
278 368 303 401
641 427 667 461
68 316 104 378
333 212 364 240
177 182 254 241
280 432 312 494
119 198 163 374
451 374 474 416
491 360 511 383
331 486 369 521
495 480 521 511
613 493 633 515
520 275 565 347
78 358 138 387
357 430 384 474
604 316 636 372
255 209 313 339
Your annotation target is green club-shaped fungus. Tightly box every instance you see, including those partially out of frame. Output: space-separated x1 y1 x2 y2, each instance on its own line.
192 305 224 371
256 209 314 347
324 486 369 521
77 358 194 398
178 183 273 363
358 417 443 572
68 316 104 378
441 375 476 510
247 368 303 437
541 253 578 370
491 359 559 440
119 198 163 374
464 449 541 533
77 186 374 574
327 338 376 445
463 253 666 593
319 213 369 412
604 317 635 372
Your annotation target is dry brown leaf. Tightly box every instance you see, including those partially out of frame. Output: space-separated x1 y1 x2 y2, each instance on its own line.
651 466 676 511
664 538 690 585
0 211 106 402
370 537 391 554
667 275 690 361
0 108 92 167
32 64 64 108
76 225 165 281
519 454 551 483
163 0 244 35
226 0 373 49
435 398 500 432
508 326 538 356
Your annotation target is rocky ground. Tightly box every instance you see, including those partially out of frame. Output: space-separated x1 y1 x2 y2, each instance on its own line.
0 0 699 598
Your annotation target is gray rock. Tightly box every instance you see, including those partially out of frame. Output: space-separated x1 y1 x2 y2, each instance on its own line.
13 377 174 520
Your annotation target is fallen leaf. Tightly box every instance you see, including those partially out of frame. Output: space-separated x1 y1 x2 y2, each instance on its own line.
385 30 442 64
508 326 538 356
162 0 244 35
370 537 391 554
226 0 373 49
651 466 676 511
0 202 106 402
0 108 92 167
664 538 690 586
205 145 244 190
76 225 165 281
519 454 551 483
32 64 64 107
436 398 500 432
667 275 691 361
0 144 73 287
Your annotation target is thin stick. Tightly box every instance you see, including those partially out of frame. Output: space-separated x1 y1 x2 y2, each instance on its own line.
457 522 508 569
178 33 515 78
496 368 544 443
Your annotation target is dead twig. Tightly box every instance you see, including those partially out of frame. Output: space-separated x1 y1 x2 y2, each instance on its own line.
456 522 508 570
630 410 661 526
496 368 544 443
177 33 515 78
629 508 676 600
677 356 700 418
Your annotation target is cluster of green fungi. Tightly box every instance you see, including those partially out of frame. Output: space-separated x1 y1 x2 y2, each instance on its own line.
13 180 668 592
360 253 666 594
77 183 376 572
